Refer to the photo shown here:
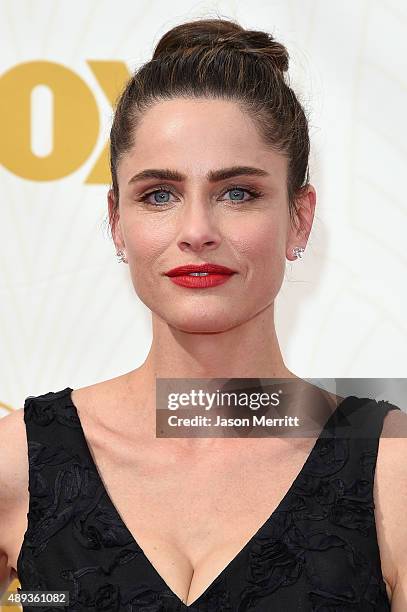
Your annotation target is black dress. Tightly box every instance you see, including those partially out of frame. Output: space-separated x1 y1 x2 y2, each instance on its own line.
16 387 400 611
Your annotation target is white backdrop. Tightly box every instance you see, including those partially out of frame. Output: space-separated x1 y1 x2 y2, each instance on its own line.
1 0 406 419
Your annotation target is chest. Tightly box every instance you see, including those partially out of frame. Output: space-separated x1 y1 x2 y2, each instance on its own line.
71 422 389 605
87 424 395 604
91 427 309 556
13 410 394 608
82 426 317 605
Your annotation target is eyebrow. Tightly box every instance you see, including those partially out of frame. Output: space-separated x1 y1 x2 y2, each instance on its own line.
127 165 270 185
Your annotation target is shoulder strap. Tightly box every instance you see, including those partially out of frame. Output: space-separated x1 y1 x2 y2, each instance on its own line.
21 388 99 549
23 386 76 426
334 396 401 486
323 395 401 440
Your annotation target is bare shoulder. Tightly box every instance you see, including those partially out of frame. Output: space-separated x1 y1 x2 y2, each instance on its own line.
380 404 407 437
0 408 28 591
71 373 132 412
70 372 139 434
374 404 407 607
0 408 28 510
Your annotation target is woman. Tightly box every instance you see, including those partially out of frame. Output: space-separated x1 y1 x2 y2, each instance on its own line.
1 17 407 611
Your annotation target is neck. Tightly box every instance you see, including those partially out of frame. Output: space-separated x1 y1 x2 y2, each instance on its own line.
130 302 298 389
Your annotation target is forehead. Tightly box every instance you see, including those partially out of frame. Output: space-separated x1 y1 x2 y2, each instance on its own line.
117 98 287 182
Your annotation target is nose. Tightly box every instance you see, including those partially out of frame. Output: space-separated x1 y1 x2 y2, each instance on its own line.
176 199 222 253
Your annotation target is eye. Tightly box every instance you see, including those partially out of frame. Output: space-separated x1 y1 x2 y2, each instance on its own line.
138 184 263 207
140 187 177 206
220 186 262 202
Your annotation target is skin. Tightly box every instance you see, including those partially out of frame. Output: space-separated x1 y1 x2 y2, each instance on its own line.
108 97 316 416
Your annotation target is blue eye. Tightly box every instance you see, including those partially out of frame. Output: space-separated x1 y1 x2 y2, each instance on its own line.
139 184 263 207
222 186 263 202
140 187 175 206
227 188 247 201
152 190 171 204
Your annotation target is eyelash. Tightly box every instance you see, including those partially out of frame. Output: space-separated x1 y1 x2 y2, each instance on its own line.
138 184 264 206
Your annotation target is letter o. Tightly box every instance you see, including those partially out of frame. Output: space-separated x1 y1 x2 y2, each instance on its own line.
0 61 99 180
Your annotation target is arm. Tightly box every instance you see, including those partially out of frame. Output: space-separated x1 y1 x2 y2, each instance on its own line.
0 552 12 598
374 409 407 611
0 408 27 597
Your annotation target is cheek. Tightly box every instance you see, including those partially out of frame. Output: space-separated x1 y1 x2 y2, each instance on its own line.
230 216 286 275
122 216 171 263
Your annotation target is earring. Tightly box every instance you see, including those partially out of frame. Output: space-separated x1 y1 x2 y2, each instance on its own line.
116 250 127 263
292 246 305 259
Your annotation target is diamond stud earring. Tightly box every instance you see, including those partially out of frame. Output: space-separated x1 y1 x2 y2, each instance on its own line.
116 250 127 263
292 246 305 259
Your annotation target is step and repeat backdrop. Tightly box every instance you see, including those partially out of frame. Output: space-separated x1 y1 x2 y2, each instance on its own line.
0 0 406 607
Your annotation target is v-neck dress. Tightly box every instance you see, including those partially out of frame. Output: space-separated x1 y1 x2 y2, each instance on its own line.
16 387 400 611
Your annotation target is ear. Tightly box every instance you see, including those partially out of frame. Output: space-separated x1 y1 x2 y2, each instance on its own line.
107 188 125 252
286 184 316 261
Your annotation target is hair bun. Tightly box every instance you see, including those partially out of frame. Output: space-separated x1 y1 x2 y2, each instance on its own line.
153 18 289 74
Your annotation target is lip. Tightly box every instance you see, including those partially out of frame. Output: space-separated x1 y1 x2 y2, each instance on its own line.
169 274 233 289
164 263 236 276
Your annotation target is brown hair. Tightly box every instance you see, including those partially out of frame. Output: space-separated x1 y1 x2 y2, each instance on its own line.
109 17 310 234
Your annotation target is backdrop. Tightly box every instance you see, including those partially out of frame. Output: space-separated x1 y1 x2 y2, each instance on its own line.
2 0 406 408
1 0 406 605
1 0 406 404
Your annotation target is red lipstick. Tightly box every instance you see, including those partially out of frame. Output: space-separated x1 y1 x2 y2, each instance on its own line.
164 263 236 289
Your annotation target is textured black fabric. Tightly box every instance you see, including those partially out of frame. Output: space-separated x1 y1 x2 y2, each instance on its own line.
16 387 400 611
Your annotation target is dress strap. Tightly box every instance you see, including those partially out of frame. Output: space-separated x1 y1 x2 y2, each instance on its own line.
20 388 96 544
322 395 401 440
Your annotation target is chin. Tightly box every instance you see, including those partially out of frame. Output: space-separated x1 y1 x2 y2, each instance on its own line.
168 312 243 334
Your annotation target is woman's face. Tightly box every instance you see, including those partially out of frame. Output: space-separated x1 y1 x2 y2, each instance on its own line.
109 98 315 333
